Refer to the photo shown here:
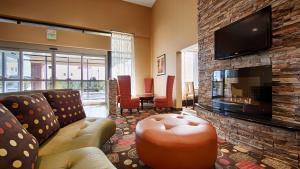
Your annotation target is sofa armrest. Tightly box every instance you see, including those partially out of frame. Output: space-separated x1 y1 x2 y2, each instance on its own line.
37 147 116 169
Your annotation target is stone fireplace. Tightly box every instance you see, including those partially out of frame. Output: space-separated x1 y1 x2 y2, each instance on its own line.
196 0 300 167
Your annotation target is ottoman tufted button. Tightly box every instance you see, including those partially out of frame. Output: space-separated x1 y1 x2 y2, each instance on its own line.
87 118 97 122
188 121 199 126
163 123 174 130
136 114 217 169
152 117 163 121
80 123 88 129
176 115 184 119
73 132 83 139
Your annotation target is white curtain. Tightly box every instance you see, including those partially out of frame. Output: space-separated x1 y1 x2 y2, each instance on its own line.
111 32 135 94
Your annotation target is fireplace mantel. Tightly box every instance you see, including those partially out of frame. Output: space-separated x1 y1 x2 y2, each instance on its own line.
196 103 300 131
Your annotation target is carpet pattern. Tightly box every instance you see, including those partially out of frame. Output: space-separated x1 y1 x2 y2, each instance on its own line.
101 110 296 169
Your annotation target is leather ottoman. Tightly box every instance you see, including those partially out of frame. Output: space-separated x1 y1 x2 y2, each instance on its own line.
136 114 217 169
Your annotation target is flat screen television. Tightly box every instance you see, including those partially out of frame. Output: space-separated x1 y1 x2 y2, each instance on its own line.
214 6 272 60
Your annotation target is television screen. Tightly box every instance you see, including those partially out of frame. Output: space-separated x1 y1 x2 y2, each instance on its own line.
214 6 272 60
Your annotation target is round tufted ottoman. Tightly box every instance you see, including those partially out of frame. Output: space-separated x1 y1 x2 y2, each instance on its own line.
136 114 217 169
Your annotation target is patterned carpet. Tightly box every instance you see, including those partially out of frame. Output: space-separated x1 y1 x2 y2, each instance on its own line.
101 110 296 169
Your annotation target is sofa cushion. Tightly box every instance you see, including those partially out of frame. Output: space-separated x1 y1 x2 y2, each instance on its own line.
43 90 86 127
37 147 116 169
39 117 116 156
1 94 60 145
0 104 39 169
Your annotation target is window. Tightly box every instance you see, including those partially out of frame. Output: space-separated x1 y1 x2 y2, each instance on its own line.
55 54 82 89
55 54 82 81
55 54 69 80
0 50 20 92
4 51 19 79
111 32 135 92
5 81 19 92
22 51 52 91
0 53 2 91
69 56 81 80
47 57 52 80
82 56 106 102
23 81 46 91
83 56 105 80
0 53 2 79
0 49 106 104
111 32 134 77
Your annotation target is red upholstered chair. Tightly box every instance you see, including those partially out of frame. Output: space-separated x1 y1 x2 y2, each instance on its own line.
154 76 175 109
117 75 140 114
144 78 154 95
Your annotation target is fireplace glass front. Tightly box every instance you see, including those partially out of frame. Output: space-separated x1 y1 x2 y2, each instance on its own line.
212 65 272 119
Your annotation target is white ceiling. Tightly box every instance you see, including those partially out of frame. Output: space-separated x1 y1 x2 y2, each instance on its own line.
123 0 156 8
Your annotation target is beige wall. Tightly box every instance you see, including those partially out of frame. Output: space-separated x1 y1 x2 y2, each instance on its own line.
135 37 151 94
151 0 198 108
0 0 151 37
0 22 111 50
0 0 151 92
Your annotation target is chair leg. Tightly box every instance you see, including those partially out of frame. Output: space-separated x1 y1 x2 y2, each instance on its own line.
129 109 132 114
192 97 195 110
185 99 188 108
137 108 139 113
154 107 160 113
120 108 123 115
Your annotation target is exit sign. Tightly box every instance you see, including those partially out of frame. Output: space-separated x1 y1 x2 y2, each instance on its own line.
47 29 57 40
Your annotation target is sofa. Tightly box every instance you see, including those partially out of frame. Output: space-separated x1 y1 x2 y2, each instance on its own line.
0 89 116 169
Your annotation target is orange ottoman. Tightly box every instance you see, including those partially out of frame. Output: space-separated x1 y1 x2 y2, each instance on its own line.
136 114 217 169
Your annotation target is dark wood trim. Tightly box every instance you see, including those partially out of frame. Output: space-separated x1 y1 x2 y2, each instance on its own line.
107 51 112 79
0 15 111 35
173 107 182 111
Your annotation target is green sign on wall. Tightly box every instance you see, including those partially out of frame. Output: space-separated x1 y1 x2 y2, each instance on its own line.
47 29 57 40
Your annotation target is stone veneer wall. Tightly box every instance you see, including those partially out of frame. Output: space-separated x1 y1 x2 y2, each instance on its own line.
108 79 117 115
197 0 300 167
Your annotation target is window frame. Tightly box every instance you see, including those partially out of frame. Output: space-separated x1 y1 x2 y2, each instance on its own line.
0 47 107 104
0 49 21 92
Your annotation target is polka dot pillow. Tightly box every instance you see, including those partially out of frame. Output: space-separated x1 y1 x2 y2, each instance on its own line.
1 93 60 145
43 90 86 127
0 104 39 169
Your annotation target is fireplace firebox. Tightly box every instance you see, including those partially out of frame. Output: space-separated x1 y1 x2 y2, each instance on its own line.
212 65 272 120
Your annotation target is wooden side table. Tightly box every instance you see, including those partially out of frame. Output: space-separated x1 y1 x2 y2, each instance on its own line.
138 94 154 110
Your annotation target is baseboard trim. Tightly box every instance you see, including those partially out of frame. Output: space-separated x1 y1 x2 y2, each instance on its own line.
173 107 182 111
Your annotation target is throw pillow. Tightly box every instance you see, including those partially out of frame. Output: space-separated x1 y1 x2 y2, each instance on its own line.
0 103 39 169
43 90 86 127
1 94 60 145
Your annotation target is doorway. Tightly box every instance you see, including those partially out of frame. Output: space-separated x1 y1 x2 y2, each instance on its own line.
181 44 198 108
